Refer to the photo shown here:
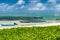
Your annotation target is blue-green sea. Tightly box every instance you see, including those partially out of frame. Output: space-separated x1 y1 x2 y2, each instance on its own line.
0 13 60 22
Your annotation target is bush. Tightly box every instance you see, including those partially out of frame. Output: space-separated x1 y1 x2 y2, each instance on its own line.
0 26 60 40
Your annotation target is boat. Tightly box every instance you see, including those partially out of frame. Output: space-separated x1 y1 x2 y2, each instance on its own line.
1 23 17 26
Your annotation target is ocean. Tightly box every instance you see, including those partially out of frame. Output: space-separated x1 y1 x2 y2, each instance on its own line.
0 13 60 22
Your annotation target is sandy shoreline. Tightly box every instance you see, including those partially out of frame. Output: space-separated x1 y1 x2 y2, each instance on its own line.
0 20 60 29
0 22 60 29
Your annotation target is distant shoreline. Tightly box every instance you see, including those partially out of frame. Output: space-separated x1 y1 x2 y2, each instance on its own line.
0 21 60 29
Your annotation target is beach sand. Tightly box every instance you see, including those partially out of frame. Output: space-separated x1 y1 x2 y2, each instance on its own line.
0 20 60 29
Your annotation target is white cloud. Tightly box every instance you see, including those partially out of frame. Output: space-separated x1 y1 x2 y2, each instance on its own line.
7 6 15 10
0 3 9 11
55 4 60 9
28 8 40 10
55 4 60 11
48 0 57 4
0 3 16 12
30 0 40 3
16 0 25 5
0 2 25 12
20 5 24 9
47 0 57 8
28 3 46 11
0 0 60 13
54 14 60 16
48 0 56 2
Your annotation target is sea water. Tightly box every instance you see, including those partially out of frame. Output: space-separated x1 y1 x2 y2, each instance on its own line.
0 12 60 22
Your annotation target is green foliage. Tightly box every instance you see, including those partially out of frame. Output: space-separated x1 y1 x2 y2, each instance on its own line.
0 26 60 40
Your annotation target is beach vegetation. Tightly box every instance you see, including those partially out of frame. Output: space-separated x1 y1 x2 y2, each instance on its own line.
0 26 60 40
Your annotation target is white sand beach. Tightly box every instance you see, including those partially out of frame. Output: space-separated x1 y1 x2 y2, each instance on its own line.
0 20 60 29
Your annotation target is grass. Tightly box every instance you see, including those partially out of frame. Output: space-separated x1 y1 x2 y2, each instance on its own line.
0 26 60 40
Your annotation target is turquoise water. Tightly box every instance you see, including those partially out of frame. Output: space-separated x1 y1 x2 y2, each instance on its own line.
0 13 60 21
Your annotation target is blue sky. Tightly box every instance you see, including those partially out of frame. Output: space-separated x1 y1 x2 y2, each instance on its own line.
0 0 60 16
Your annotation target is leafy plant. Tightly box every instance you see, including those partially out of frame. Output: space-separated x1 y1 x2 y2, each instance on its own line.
0 26 59 40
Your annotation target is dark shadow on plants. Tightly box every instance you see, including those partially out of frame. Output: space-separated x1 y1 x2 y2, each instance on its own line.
56 37 60 40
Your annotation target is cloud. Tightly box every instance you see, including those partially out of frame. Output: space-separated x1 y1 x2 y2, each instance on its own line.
16 0 25 5
0 3 9 11
7 6 14 10
48 0 56 2
0 3 15 12
55 4 60 12
0 0 60 14
47 0 57 6
30 0 40 3
55 4 60 10
28 8 40 10
0 2 25 12
20 5 24 9
47 0 57 7
28 3 46 11
54 14 60 16
0 0 57 12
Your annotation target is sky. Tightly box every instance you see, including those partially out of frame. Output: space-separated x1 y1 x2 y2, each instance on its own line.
0 0 60 16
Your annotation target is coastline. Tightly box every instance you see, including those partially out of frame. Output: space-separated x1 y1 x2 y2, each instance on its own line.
0 20 60 29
